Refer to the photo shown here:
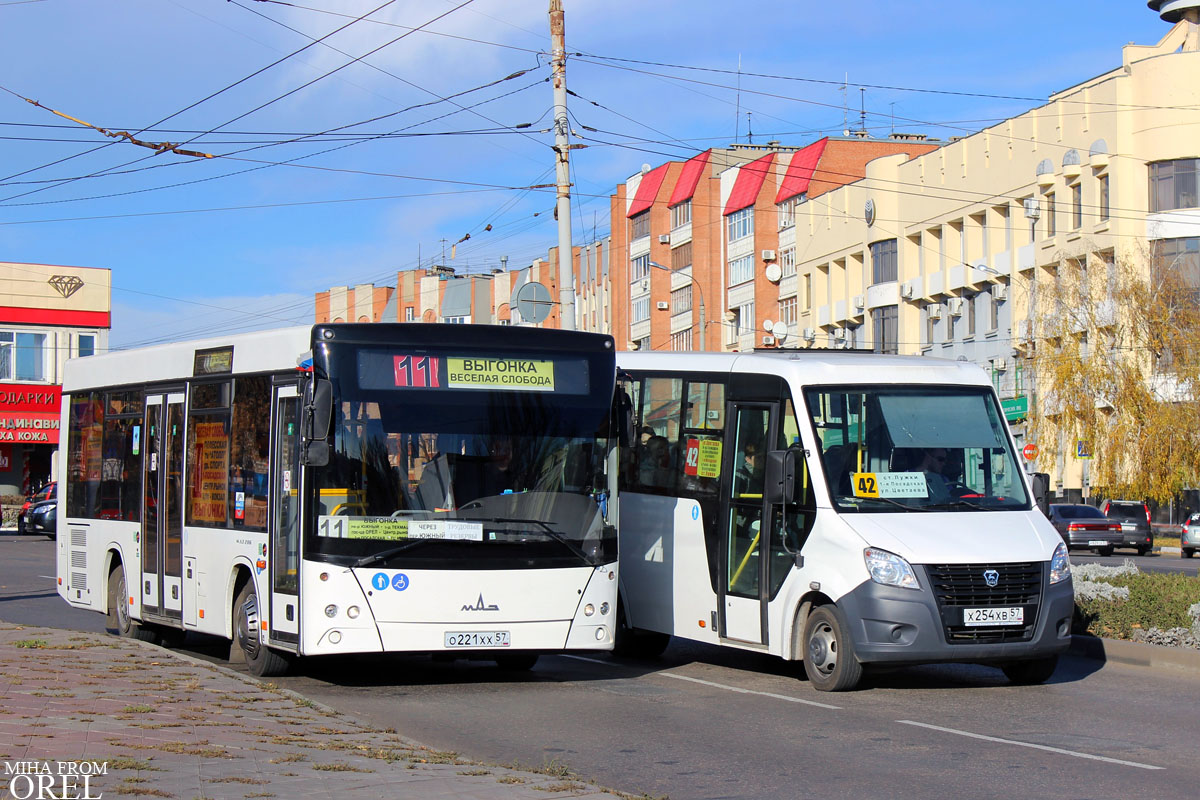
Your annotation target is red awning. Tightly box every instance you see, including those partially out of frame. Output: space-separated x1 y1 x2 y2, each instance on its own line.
723 153 775 216
667 150 711 206
626 163 670 218
775 137 828 204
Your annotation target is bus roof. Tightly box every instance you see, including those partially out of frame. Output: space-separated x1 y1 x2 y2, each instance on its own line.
616 349 993 387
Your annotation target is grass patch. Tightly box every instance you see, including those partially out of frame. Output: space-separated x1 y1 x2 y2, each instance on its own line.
497 776 526 785
123 705 156 714
1074 565 1200 640
458 769 492 776
267 754 306 764
310 762 373 773
208 777 267 785
12 639 48 649
535 783 588 793
102 758 161 772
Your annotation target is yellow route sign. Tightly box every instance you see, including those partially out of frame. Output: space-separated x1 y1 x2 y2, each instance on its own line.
446 358 555 391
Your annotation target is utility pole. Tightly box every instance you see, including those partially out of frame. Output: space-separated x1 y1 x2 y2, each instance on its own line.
549 0 576 330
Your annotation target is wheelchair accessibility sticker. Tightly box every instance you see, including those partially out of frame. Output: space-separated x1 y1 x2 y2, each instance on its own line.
392 573 409 591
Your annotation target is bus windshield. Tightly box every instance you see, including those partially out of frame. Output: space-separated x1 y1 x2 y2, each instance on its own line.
308 345 616 568
805 385 1029 513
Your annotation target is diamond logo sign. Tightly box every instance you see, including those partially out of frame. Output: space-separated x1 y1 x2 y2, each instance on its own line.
48 275 84 298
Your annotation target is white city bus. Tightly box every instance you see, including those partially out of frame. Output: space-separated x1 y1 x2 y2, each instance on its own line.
614 350 1072 691
57 323 620 675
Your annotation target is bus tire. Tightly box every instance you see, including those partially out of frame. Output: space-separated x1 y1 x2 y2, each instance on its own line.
613 603 671 659
234 582 292 678
106 564 160 643
1000 655 1058 685
495 652 539 671
801 604 862 692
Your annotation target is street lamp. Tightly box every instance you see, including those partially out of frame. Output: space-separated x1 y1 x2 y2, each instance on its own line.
649 261 706 350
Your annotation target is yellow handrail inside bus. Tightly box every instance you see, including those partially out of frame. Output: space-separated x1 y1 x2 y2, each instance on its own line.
729 530 761 589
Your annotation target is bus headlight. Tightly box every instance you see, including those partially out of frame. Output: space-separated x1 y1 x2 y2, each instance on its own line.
325 604 338 618
864 547 919 590
347 605 360 619
584 603 595 616
1050 542 1071 584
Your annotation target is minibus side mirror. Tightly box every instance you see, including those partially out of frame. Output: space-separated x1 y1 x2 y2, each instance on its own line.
766 448 796 505
301 377 333 467
1030 472 1050 516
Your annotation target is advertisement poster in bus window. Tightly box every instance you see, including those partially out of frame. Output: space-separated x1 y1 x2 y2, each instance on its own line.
192 421 228 523
696 439 722 478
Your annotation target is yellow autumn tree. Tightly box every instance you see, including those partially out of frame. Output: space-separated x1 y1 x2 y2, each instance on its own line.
1024 241 1200 504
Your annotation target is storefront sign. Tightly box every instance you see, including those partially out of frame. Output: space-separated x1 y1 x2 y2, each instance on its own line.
0 384 62 444
1001 395 1028 423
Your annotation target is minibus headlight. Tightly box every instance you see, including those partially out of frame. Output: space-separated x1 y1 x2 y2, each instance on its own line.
1050 542 1071 585
863 547 919 590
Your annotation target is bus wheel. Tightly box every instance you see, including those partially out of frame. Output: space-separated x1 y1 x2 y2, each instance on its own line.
106 564 160 643
495 652 539 671
1000 656 1058 685
802 605 862 692
234 582 292 677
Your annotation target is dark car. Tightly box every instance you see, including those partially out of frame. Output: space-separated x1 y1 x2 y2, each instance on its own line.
1181 513 1200 559
24 497 55 540
17 482 56 534
1047 504 1121 555
1101 499 1153 555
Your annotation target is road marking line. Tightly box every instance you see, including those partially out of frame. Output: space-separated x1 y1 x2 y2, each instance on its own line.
897 720 1164 770
562 655 841 709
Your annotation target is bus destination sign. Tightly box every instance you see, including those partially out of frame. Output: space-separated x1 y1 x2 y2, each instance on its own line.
392 354 555 392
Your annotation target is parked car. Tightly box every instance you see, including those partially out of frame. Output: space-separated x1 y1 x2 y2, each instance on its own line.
16 482 55 535
1182 513 1200 559
1047 503 1122 555
1100 498 1154 555
24 497 55 540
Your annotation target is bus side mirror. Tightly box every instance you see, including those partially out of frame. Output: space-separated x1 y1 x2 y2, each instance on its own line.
301 377 333 467
1030 472 1050 516
766 449 796 505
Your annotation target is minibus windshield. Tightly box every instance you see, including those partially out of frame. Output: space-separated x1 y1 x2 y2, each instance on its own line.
805 385 1029 513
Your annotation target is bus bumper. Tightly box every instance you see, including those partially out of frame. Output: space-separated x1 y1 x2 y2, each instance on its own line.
835 568 1074 665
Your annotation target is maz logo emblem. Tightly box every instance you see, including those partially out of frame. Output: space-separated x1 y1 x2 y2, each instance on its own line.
462 593 499 612
982 569 1000 588
48 275 85 298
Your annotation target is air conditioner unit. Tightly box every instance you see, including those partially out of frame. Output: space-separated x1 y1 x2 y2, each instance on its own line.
947 297 964 316
900 282 914 299
927 303 942 319
802 327 816 341
656 301 669 311
762 335 776 346
832 327 846 341
991 357 1008 371
1023 198 1040 219
853 295 865 310
992 284 1008 301
658 234 671 244
637 279 649 293
761 249 777 262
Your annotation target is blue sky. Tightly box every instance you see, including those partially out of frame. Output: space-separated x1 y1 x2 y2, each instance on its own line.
0 0 1172 349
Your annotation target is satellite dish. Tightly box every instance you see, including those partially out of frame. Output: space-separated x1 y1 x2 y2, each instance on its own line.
764 264 782 283
641 163 652 175
513 281 553 324
772 321 789 339
763 319 774 332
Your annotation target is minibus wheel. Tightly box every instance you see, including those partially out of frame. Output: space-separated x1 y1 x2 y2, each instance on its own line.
1000 656 1058 685
106 564 161 643
802 604 862 692
234 582 292 677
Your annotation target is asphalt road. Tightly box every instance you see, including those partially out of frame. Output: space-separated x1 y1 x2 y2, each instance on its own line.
5 534 1200 800
1071 548 1199 574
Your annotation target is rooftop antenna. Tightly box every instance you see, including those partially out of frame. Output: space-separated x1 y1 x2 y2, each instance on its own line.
746 112 753 144
841 73 849 136
734 53 742 142
859 87 866 134
890 102 895 135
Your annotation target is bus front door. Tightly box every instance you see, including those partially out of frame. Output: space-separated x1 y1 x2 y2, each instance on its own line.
268 386 300 649
141 392 185 624
719 403 777 645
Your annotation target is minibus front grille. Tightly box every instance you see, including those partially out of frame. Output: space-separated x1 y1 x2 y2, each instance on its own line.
924 562 1043 644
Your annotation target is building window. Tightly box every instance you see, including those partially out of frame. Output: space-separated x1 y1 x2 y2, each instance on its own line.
404 306 414 321
924 305 935 347
779 297 797 327
0 331 47 381
726 308 740 345
729 254 754 286
870 239 898 284
78 334 95 358
670 200 692 229
671 241 692 271
1045 193 1056 237
670 329 693 351
989 289 1000 332
947 311 957 341
872 305 898 354
726 207 754 242
443 316 469 324
630 211 651 240
778 195 800 229
1153 238 1200 298
780 247 796 277
966 294 977 337
1149 158 1200 213
630 254 650 282
631 296 650 323
671 284 693 314
1099 174 1110 221
802 274 812 310
1071 183 1082 230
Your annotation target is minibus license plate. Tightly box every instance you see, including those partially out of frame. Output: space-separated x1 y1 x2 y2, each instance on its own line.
444 631 510 648
963 607 1023 626
1087 539 1108 546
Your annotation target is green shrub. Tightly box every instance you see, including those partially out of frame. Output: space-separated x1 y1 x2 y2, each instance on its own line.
1073 570 1200 640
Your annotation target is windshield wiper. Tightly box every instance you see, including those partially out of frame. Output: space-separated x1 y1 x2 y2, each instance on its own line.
353 538 435 568
838 495 930 512
925 498 990 511
474 516 595 565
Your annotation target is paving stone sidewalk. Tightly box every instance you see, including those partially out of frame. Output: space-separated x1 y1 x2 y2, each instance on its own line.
0 622 630 800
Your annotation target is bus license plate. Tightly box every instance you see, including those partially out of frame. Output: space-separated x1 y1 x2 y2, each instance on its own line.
963 607 1023 626
444 631 511 648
